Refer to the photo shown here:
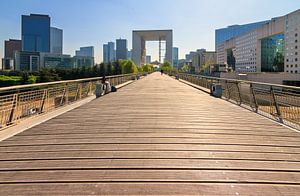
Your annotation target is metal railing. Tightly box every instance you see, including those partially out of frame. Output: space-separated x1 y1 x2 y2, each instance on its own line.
177 73 300 130
0 73 138 130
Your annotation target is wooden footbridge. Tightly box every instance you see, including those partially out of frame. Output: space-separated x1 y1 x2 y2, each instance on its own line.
0 72 300 195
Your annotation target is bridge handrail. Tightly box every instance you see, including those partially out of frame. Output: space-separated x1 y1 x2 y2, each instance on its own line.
177 72 300 130
179 73 300 90
0 73 135 92
0 73 143 130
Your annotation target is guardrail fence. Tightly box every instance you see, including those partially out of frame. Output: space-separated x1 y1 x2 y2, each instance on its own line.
177 73 300 130
0 73 138 130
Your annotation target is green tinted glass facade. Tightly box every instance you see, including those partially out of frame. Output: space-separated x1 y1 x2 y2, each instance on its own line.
261 34 284 72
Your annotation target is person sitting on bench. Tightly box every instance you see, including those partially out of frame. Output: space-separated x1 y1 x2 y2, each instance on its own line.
101 75 111 94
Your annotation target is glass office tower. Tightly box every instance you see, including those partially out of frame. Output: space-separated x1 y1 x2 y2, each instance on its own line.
22 14 50 52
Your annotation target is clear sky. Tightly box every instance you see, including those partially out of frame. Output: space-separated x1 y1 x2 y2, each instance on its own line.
0 0 299 63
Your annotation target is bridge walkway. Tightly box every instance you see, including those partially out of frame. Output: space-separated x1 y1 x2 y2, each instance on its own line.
0 72 300 195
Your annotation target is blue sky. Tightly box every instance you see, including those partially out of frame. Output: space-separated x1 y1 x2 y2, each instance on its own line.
0 0 299 63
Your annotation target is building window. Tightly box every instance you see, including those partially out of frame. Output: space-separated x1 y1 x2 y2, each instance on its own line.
296 40 298 43
296 46 298 49
296 64 298 68
287 59 289 62
296 58 298 62
291 70 293 73
296 33 298 37
296 70 298 73
287 65 289 68
291 64 293 68
296 52 298 55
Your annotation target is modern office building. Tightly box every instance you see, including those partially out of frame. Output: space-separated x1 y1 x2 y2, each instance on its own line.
1 58 14 70
145 55 151 64
75 46 94 57
172 47 179 67
103 42 115 63
4 39 22 58
185 51 197 62
2 39 22 70
14 51 40 71
22 14 51 52
50 27 63 54
285 9 300 74
192 49 217 73
73 56 94 68
215 21 270 49
116 39 127 60
216 10 293 73
40 53 73 69
235 30 258 72
127 49 132 60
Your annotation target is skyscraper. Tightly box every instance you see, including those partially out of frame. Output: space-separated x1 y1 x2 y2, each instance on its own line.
103 42 115 63
50 27 63 54
145 55 151 64
215 21 270 48
4 39 22 58
172 47 179 67
116 39 127 60
2 39 22 70
22 14 50 52
75 46 94 57
127 49 132 60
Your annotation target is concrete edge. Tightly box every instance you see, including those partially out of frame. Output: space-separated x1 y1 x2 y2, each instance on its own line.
178 78 210 94
0 80 134 141
178 78 300 133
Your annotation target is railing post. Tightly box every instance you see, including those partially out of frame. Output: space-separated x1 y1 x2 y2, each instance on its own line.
88 82 92 96
250 83 258 112
225 80 231 100
65 83 69 104
79 83 82 99
270 86 283 123
236 82 242 105
40 89 48 113
8 93 18 125
60 83 67 105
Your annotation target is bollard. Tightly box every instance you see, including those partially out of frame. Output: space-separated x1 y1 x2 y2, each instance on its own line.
210 83 222 98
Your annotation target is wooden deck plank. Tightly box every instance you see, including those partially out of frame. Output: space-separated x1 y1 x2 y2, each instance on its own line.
0 72 299 195
1 159 300 171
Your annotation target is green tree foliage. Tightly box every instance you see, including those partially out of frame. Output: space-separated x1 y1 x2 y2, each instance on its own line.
113 61 122 75
99 63 105 76
137 66 143 73
160 61 172 72
142 64 154 72
0 75 22 87
21 72 29 84
180 64 189 72
0 60 140 87
38 68 61 82
106 62 113 76
120 60 138 74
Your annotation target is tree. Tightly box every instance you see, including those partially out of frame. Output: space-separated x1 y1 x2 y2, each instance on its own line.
105 62 112 76
181 64 189 72
21 71 29 84
160 61 172 72
142 64 154 72
99 63 105 76
113 61 122 75
120 60 138 74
